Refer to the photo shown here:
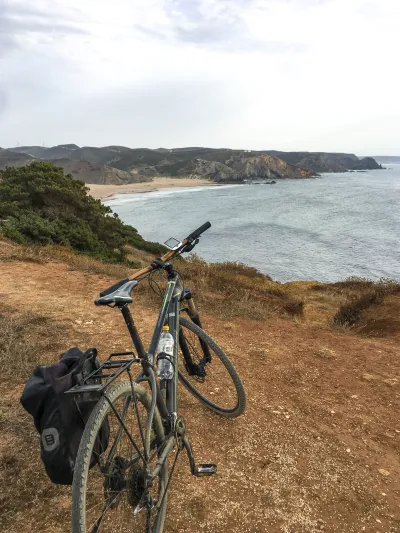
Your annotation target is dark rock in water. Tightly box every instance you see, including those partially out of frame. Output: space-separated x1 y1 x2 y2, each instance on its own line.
249 179 276 185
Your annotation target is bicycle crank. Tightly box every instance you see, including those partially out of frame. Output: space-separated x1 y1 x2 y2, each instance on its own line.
175 416 217 477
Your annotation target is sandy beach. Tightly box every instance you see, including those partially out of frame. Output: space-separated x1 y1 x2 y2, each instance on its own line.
88 177 216 199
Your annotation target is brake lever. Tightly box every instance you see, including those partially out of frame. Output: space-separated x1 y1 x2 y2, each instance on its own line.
181 238 199 253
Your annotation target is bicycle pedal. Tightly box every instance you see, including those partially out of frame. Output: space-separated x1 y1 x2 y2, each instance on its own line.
194 464 217 477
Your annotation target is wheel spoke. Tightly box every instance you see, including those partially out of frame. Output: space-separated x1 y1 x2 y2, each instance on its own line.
72 383 168 533
105 395 146 463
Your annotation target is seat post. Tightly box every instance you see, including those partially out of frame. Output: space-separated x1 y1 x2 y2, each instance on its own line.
120 305 146 359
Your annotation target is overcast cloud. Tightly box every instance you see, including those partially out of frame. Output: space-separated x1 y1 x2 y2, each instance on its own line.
0 0 399 153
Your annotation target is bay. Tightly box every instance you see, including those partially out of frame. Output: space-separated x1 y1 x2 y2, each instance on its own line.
105 165 400 282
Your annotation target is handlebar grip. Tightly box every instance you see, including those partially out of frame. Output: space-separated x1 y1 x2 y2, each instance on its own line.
187 221 211 241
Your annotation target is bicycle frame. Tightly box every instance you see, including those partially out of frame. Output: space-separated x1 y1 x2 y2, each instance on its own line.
120 269 183 461
67 264 213 481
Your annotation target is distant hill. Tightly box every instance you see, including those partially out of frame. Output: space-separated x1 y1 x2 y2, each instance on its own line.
7 145 80 159
262 151 382 172
44 159 145 185
3 144 382 184
0 148 35 167
0 148 146 185
4 145 316 182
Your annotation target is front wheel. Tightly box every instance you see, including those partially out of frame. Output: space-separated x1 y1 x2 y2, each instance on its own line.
178 317 246 418
72 382 168 533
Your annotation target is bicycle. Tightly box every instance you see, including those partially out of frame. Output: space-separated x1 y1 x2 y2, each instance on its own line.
68 221 246 533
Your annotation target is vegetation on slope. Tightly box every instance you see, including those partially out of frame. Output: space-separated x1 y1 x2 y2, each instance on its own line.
312 278 400 328
4 240 399 334
0 162 164 263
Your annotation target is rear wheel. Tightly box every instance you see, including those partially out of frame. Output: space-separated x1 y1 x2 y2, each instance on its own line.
72 382 168 533
178 317 246 417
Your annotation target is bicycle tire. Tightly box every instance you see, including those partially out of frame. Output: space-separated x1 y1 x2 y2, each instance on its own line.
72 382 168 533
178 317 246 418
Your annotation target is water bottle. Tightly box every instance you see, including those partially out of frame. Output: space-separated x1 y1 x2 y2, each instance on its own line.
157 326 174 380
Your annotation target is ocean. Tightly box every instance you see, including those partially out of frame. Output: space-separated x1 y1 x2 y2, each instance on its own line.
105 165 400 282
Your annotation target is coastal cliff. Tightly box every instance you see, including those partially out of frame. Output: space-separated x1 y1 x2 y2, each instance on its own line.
264 151 382 173
2 145 382 184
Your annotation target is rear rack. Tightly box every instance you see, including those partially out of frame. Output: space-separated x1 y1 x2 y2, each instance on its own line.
66 352 141 399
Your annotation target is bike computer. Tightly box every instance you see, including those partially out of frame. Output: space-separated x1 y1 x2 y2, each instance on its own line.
164 237 181 250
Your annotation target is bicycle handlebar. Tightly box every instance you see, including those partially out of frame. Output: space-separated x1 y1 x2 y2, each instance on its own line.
186 221 211 241
129 222 211 281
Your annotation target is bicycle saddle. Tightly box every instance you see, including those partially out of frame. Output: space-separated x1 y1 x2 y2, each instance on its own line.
95 279 138 306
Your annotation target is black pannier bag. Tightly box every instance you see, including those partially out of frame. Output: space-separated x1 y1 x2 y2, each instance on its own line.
20 347 109 485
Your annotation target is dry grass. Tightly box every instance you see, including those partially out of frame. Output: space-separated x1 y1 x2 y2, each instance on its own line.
333 291 382 328
0 307 67 380
157 257 305 320
0 241 304 321
0 306 71 531
0 244 135 279
5 242 400 333
0 404 68 532
0 244 51 264
333 282 400 329
312 277 400 329
122 257 306 322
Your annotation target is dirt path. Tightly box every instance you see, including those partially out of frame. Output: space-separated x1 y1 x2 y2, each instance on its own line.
1 259 399 533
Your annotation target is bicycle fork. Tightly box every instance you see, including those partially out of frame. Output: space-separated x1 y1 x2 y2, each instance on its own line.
180 290 212 377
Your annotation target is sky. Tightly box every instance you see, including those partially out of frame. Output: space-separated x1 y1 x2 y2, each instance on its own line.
0 0 399 154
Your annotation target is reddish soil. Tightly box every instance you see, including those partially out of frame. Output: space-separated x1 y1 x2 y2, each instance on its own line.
1 258 399 533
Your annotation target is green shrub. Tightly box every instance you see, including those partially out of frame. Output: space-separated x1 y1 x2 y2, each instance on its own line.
0 162 165 262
